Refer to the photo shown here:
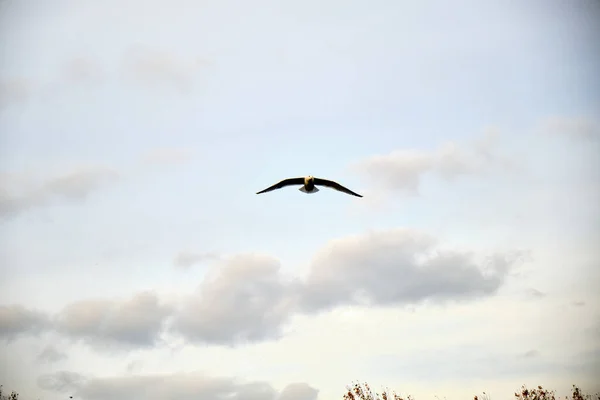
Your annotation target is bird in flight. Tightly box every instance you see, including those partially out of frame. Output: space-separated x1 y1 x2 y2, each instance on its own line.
256 175 363 197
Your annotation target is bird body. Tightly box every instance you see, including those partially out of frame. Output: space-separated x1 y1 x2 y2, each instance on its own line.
256 175 362 197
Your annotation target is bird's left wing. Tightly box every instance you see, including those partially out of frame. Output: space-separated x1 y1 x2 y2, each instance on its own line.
256 177 305 194
313 178 363 197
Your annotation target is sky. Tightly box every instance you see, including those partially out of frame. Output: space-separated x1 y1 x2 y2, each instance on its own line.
1 0 599 399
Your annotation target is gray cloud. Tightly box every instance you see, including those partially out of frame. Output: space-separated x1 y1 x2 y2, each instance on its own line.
60 57 105 85
562 348 600 384
54 291 172 350
172 254 299 346
173 229 524 345
0 304 51 339
1 229 525 348
125 360 143 374
353 129 510 194
299 228 526 313
36 344 68 364
142 148 195 165
173 251 220 269
541 116 600 142
37 371 318 400
1 46 211 110
0 292 171 351
519 349 540 359
120 45 210 94
527 288 546 299
37 370 87 393
278 382 319 400
0 165 119 218
0 77 31 109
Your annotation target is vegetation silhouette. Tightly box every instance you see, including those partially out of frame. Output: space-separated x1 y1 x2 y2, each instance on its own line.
1 382 599 399
342 382 600 400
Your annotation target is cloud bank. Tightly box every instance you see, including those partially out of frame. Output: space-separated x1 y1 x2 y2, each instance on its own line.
0 228 527 349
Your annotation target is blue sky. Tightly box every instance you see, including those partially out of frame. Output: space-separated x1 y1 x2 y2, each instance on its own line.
1 1 599 399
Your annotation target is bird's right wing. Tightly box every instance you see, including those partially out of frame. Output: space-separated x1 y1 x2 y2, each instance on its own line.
313 178 363 197
256 177 304 194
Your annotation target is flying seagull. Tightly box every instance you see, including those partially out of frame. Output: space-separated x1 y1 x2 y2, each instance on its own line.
256 175 363 197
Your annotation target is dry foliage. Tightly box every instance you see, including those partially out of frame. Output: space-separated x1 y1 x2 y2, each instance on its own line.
343 381 413 400
0 385 18 400
2 381 599 399
342 382 599 400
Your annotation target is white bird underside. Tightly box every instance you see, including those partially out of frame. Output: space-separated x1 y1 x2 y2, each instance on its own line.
299 186 319 194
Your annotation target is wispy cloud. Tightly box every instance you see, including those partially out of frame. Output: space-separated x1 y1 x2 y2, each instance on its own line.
59 57 105 85
37 370 318 400
173 250 220 269
36 345 68 364
0 165 120 218
120 45 211 94
353 129 514 195
0 77 31 110
142 148 195 165
540 116 600 142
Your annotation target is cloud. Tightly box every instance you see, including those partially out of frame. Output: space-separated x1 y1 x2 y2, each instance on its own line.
0 165 120 218
173 251 220 269
142 148 194 165
0 304 51 339
125 360 143 374
1 228 526 349
37 371 319 400
173 229 524 346
278 382 319 400
519 349 540 359
527 288 546 299
37 371 87 394
172 254 299 346
54 291 172 350
0 77 31 109
36 345 68 364
353 129 511 194
59 57 105 85
2 46 211 107
541 116 600 142
299 228 526 313
120 45 210 94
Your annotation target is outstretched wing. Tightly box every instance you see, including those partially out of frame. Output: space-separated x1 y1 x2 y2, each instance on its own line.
256 177 305 194
313 178 363 197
